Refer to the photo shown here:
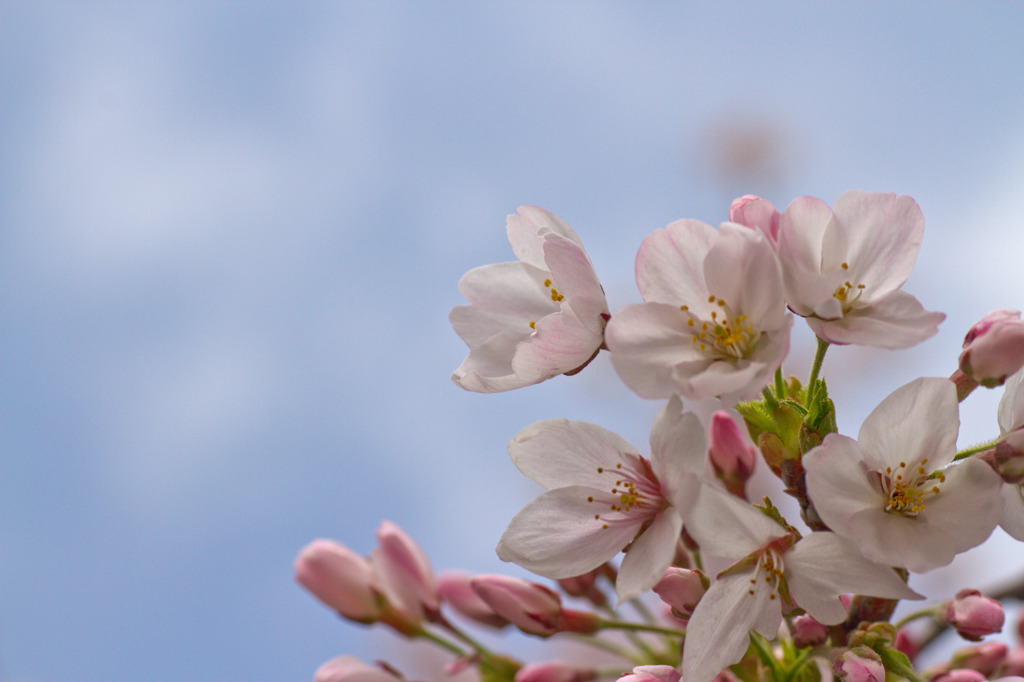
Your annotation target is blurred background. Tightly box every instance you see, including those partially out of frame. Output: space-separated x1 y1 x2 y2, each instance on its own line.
2 2 1024 680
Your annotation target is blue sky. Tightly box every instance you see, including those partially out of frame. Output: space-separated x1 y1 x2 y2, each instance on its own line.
1 3 1023 680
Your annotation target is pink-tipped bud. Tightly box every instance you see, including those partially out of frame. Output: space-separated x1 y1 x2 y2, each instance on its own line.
372 521 440 624
941 589 1005 641
619 665 682 682
515 662 595 682
951 641 1009 676
709 411 757 497
470 574 599 637
314 655 405 682
792 614 828 649
729 195 781 245
437 571 508 629
652 567 709 621
471 574 565 636
999 647 1024 676
833 647 885 682
294 539 384 623
558 566 608 608
929 671 987 682
960 309 1024 388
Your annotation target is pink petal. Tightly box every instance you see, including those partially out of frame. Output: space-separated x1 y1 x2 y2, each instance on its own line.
805 290 944 349
616 509 684 602
542 232 607 335
450 330 534 393
508 418 639 491
703 224 786 330
635 220 718 306
496 486 639 579
511 310 602 383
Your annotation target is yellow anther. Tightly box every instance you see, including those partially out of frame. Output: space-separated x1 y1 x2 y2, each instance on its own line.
529 321 536 329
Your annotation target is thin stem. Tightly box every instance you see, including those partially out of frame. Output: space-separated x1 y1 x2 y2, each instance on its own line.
599 603 658 661
954 437 1001 461
748 632 783 680
418 627 468 657
564 632 645 664
893 606 939 630
806 337 830 403
597 619 686 638
435 615 494 657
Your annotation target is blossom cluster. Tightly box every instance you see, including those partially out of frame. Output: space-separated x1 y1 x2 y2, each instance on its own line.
297 191 1024 682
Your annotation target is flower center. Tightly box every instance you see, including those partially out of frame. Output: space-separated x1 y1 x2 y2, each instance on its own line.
587 455 665 530
880 459 945 517
680 295 761 360
746 549 785 601
528 278 565 330
831 263 866 315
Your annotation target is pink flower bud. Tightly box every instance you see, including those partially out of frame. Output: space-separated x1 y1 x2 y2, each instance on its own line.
371 521 440 623
833 647 885 682
515 661 595 682
471 574 564 636
999 648 1024 676
618 665 682 682
294 539 384 623
314 655 405 682
895 628 921 661
437 571 508 628
951 641 1009 676
708 411 757 497
792 614 828 649
929 671 987 682
652 567 709 620
729 195 781 245
960 310 1024 388
941 589 1005 641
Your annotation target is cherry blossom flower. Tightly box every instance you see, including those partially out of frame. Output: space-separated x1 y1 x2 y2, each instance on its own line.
996 368 1024 539
960 309 1024 387
803 377 1004 572
776 191 944 348
450 206 609 393
605 220 792 403
683 485 921 682
496 396 704 601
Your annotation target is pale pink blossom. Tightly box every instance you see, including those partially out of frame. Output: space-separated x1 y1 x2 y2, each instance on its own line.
619 666 681 682
996 367 1024 539
294 539 384 624
960 310 1024 387
776 191 944 348
450 206 609 393
314 655 406 682
605 220 791 403
804 377 1004 572
496 396 704 601
729 195 781 245
682 484 920 682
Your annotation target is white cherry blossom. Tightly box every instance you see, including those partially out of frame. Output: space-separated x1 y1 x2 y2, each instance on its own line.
605 220 792 403
683 484 920 682
776 191 944 348
496 396 704 602
450 206 609 393
803 377 1004 572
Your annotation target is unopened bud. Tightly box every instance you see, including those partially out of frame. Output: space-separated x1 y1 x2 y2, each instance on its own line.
941 589 1005 641
894 628 921 661
999 647 1024 676
437 571 508 628
792 614 828 648
372 521 440 623
951 641 1009 676
652 567 709 620
960 309 1024 388
729 195 781 245
709 411 757 497
294 539 384 624
471 574 598 637
515 661 595 682
928 670 987 682
558 566 608 608
833 647 885 682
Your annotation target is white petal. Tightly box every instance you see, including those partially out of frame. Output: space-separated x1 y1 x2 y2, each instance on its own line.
542 232 608 335
649 399 707 490
687 484 788 561
829 191 923 302
616 510 683 602
999 483 1024 541
998 368 1024 434
683 571 781 682
857 377 959 472
635 220 718 307
508 418 639 490
777 196 835 315
511 309 601 383
704 224 786 331
785 532 922 626
451 261 554 346
804 434 884 529
805 291 944 349
496 486 638 579
451 331 535 393
506 206 582 269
